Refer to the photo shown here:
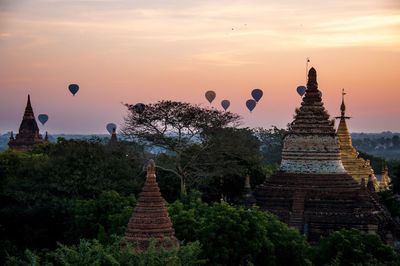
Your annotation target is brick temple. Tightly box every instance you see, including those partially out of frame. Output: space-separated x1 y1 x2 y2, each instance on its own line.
125 160 178 251
255 68 396 241
8 95 45 151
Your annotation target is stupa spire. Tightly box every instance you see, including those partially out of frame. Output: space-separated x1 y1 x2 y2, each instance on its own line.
125 160 178 251
335 90 379 189
281 67 343 174
8 95 44 151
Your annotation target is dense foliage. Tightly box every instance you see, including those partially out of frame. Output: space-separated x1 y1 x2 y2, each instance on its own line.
1 101 400 265
168 192 312 266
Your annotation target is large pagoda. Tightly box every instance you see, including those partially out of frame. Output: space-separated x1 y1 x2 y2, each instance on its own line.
125 160 178 251
8 95 45 151
255 68 393 241
335 89 379 190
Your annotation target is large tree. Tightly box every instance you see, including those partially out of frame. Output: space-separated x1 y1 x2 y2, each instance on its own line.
122 100 240 195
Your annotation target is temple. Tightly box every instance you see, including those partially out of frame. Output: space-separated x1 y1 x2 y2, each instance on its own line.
335 89 379 190
125 160 178 251
240 175 256 208
255 68 396 241
379 164 391 191
109 128 118 144
8 95 45 151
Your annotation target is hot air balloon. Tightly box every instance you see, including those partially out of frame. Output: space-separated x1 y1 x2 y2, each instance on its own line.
205 90 216 104
246 99 257 112
296 86 306 96
68 84 79 96
221 100 230 111
106 123 117 135
134 103 145 114
251 89 263 102
38 114 49 125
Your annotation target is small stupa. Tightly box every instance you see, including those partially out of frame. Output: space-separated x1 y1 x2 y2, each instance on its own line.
109 128 118 144
255 68 391 241
240 175 256 208
379 164 391 191
8 95 44 151
335 89 379 190
125 160 178 251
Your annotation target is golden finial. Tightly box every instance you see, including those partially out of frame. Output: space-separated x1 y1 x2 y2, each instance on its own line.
340 88 346 117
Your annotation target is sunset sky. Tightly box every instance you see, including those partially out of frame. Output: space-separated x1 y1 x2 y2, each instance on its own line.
1 0 399 134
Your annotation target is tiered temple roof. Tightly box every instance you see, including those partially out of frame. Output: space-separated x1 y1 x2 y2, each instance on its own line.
8 95 45 151
125 160 178 251
255 68 395 242
335 89 379 190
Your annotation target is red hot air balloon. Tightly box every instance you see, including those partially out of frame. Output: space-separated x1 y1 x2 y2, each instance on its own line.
205 90 216 104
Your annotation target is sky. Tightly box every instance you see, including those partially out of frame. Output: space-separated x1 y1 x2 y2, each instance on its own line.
0 0 399 134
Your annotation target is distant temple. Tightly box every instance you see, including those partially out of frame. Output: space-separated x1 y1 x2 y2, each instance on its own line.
240 175 256 208
125 160 178 251
255 68 396 241
379 164 391 191
8 95 45 151
335 89 380 190
109 128 118 144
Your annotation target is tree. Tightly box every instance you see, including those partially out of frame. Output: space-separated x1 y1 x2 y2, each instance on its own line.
189 127 265 202
122 101 241 195
168 192 312 266
312 229 400 266
5 238 204 266
253 126 287 166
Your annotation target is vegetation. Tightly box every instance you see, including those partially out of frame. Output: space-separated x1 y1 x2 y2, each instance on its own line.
1 101 399 265
122 100 241 195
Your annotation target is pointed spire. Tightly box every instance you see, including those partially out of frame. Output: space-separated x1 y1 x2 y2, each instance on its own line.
8 95 43 151
9 131 14 140
110 128 117 143
24 94 34 119
44 131 48 142
306 67 318 91
125 160 178 252
379 162 391 190
340 89 346 117
241 175 256 207
281 67 342 173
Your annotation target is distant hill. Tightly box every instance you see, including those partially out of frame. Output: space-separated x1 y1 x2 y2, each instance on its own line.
351 132 400 161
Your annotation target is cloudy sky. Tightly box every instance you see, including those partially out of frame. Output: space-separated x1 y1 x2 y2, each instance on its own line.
1 0 399 134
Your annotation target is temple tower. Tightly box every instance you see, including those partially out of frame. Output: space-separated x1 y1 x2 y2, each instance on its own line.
109 128 118 144
240 175 256 208
255 68 389 241
379 164 391 191
8 95 44 151
125 160 178 251
335 89 379 190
